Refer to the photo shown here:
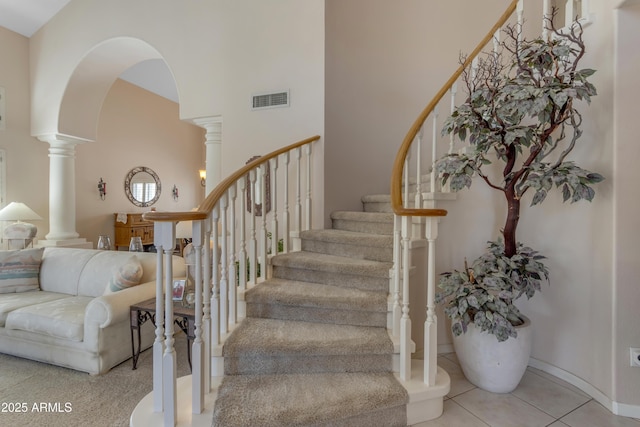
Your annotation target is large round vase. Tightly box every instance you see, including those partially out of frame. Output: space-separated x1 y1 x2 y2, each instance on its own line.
452 315 532 393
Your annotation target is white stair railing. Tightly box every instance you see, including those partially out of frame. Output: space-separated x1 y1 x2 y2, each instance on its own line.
143 135 320 426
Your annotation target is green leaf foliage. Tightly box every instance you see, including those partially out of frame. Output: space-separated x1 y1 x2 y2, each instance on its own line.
436 240 549 342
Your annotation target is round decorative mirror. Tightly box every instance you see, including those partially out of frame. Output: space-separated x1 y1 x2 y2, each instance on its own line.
124 166 161 207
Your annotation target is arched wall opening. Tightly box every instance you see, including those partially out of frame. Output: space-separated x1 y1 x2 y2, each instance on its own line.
58 37 171 142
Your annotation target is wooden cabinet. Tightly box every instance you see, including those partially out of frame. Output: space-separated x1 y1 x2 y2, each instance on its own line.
114 213 154 249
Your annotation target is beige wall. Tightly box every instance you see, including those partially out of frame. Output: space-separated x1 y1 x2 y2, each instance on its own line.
613 1 640 409
76 79 204 247
0 27 50 238
29 0 325 230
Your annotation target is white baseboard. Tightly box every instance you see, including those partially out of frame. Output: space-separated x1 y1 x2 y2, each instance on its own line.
529 357 640 419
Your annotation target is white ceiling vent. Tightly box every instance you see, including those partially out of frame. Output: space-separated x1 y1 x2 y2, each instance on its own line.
252 90 290 110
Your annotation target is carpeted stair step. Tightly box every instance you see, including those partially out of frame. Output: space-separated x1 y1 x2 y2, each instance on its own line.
245 278 387 327
271 251 391 293
212 372 409 427
301 229 393 262
330 211 394 235
223 317 393 375
361 195 393 213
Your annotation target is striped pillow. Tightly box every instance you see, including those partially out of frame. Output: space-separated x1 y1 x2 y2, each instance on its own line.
107 255 143 293
0 248 45 293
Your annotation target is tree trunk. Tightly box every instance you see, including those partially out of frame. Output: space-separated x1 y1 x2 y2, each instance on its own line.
503 189 520 258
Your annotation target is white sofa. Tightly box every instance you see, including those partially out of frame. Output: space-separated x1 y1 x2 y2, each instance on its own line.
0 247 185 375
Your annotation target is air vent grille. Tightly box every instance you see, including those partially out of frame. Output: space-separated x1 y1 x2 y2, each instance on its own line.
252 90 289 110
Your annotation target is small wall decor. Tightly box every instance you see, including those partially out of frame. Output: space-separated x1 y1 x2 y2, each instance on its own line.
172 184 179 201
98 177 107 200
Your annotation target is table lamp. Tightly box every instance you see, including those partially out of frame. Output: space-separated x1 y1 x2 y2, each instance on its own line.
0 202 43 249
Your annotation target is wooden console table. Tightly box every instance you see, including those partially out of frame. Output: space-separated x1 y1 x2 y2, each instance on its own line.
129 298 195 371
114 213 154 249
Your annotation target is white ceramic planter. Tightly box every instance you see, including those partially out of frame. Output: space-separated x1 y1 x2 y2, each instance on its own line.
452 315 532 393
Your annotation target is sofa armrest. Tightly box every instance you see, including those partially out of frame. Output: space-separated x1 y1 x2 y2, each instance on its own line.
85 281 156 328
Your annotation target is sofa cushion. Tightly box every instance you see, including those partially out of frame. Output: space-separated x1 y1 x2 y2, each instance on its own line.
5 296 92 342
0 248 45 294
106 255 143 293
39 248 97 295
0 291 69 327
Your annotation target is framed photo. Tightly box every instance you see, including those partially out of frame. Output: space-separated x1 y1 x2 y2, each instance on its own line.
172 279 186 301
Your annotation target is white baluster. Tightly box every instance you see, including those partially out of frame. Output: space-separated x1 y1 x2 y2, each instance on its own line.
211 206 220 346
282 152 290 253
415 127 423 208
153 246 164 412
449 83 457 155
517 0 525 39
424 215 439 386
304 143 312 231
249 169 258 284
239 176 247 291
259 164 268 281
400 215 412 381
403 154 410 209
430 107 439 193
191 220 204 413
228 186 237 325
220 195 229 334
565 0 575 27
542 0 550 40
270 157 279 256
392 215 402 337
159 222 177 426
202 218 212 391
293 147 302 250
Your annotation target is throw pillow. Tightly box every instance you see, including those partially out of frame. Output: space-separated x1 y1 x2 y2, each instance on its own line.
106 255 143 293
0 247 45 294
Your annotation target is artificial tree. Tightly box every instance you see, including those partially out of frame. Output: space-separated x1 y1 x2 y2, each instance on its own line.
435 15 603 342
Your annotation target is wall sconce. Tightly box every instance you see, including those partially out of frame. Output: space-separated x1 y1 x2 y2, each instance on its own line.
98 178 107 200
172 184 179 201
199 169 206 187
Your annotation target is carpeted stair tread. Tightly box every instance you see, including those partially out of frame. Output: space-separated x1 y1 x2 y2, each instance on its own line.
330 210 394 234
223 317 393 357
360 195 393 213
301 229 393 262
246 278 387 313
212 372 409 427
272 251 391 279
301 228 393 245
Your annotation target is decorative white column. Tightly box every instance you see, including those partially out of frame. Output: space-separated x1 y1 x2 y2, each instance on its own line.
37 134 91 248
193 116 222 193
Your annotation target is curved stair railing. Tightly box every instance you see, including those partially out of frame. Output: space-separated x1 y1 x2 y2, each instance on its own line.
389 0 528 385
142 135 320 426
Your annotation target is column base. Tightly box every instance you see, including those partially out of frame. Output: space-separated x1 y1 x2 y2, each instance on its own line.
37 238 93 249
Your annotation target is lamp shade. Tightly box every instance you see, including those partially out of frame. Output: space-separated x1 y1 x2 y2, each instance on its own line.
0 202 43 222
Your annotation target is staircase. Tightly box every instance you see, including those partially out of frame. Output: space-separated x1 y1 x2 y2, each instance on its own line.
212 195 411 426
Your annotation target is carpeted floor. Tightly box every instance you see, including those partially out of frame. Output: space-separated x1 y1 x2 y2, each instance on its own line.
0 332 190 427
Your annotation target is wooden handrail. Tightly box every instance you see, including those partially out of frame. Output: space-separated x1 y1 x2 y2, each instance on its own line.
143 135 321 223
390 0 519 217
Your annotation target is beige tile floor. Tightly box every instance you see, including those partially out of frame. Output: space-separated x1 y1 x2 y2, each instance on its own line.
413 353 640 427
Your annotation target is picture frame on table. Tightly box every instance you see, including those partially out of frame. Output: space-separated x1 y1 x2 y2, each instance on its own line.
172 279 186 301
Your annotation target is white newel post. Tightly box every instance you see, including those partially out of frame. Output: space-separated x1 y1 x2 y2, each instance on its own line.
153 247 165 412
37 134 91 247
194 116 223 192
156 221 177 426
